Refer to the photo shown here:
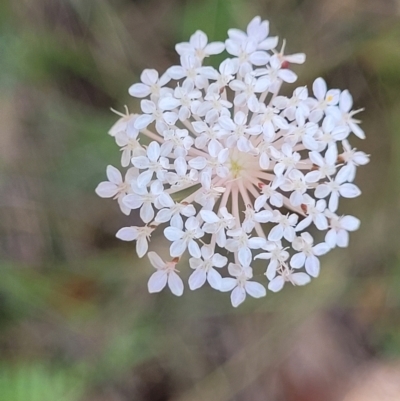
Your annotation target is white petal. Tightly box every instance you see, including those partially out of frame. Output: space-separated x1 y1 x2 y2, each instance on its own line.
189 156 207 170
339 184 361 198
136 236 148 258
167 66 186 80
116 227 138 241
207 268 222 290
305 255 320 277
140 202 154 223
290 252 306 268
204 42 225 55
315 214 328 230
296 216 312 232
268 224 284 241
278 69 297 83
164 227 183 241
188 269 207 290
212 253 228 268
148 271 168 293
266 259 278 281
122 194 143 210
231 286 246 307
268 276 285 292
337 229 349 247
245 281 266 298
313 77 327 101
315 184 330 198
285 53 306 64
249 51 270 66
188 240 201 258
254 76 270 92
325 229 337 248
220 278 237 292
329 192 339 212
340 90 353 113
248 237 266 249
313 242 330 256
200 209 219 223
136 171 153 189
291 272 311 286
350 123 365 139
159 96 181 111
148 251 165 269
336 166 351 184
141 69 158 85
238 247 252 267
340 215 360 231
134 114 154 130
129 83 151 98
95 182 118 198
106 165 123 184
168 272 184 296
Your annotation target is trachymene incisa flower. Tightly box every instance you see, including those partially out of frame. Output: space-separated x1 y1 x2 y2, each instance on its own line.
96 16 369 307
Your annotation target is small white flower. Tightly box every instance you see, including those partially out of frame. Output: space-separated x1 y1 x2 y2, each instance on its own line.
162 128 194 157
220 263 266 307
325 211 360 248
200 207 235 247
242 205 273 233
273 143 301 176
164 216 204 258
269 211 298 242
123 180 167 223
114 122 145 167
273 86 309 123
309 145 338 179
159 80 202 121
200 58 238 92
134 99 178 133
290 233 330 277
280 169 320 207
189 246 227 290
255 240 289 280
226 228 266 266
176 30 225 61
147 252 184 296
229 73 270 112
129 69 171 99
95 166 137 215
131 141 170 187
219 111 261 150
327 90 365 139
167 54 207 89
155 201 196 230
308 77 340 123
315 166 361 212
116 225 154 258
108 109 136 137
255 179 284 210
268 269 311 292
340 140 370 182
295 195 328 231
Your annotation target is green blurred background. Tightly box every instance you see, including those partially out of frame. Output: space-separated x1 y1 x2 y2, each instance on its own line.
1 0 400 400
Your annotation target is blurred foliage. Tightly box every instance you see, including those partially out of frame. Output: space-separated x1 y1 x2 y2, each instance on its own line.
0 363 84 401
1 0 400 400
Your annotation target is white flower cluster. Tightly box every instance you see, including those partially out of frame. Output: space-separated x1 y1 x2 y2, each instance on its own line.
96 16 369 307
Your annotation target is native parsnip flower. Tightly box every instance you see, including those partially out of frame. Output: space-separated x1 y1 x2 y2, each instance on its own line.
97 16 369 307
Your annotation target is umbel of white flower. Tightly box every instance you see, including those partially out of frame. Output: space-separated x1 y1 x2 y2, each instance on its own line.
96 16 369 307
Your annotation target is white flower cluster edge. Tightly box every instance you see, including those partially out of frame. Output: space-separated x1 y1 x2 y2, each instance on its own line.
96 16 369 307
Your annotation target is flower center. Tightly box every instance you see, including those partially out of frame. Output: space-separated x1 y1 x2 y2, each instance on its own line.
227 149 259 180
